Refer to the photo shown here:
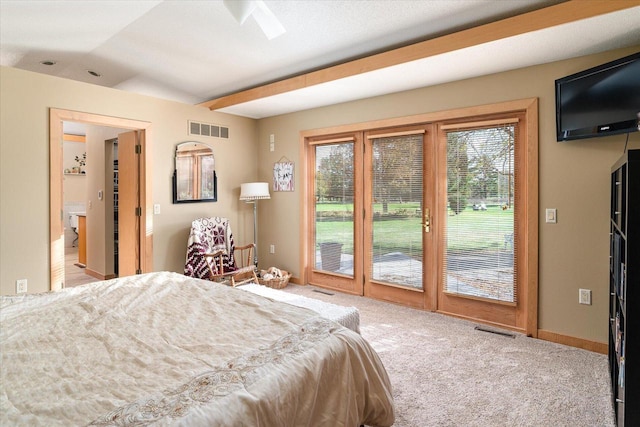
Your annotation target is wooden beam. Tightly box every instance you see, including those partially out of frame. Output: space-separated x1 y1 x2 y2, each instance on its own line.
199 0 640 111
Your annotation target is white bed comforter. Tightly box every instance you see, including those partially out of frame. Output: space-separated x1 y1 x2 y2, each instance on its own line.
0 272 394 426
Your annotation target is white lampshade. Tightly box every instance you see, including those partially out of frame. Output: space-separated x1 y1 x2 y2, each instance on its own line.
240 182 271 201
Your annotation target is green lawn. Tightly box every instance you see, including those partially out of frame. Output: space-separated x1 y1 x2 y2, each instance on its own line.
315 204 513 255
446 207 513 252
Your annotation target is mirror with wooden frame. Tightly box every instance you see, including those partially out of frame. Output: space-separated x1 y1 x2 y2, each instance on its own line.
173 141 217 203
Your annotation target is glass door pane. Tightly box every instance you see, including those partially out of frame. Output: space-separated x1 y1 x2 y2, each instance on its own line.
314 143 354 277
444 125 516 303
370 134 424 289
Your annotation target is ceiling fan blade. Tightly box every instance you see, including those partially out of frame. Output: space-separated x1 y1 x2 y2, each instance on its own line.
223 0 257 25
252 1 286 40
223 0 285 40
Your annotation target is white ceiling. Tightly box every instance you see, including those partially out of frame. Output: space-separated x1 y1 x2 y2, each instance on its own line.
2 1 640 119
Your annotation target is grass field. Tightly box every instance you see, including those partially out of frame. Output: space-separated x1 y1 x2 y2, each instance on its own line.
315 203 513 255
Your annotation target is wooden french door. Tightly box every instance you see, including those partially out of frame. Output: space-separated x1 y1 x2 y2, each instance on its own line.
117 130 143 277
303 99 537 335
435 116 526 331
363 126 435 309
306 126 435 309
307 133 364 294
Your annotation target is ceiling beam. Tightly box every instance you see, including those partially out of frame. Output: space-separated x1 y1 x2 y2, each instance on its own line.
199 0 640 111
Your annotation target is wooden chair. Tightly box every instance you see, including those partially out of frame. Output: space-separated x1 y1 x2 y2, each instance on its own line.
184 217 259 287
205 243 258 287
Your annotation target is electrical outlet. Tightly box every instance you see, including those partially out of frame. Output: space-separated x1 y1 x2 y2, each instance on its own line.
269 244 275 254
579 288 591 305
16 279 27 294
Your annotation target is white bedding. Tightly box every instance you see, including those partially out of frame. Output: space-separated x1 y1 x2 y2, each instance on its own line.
237 283 361 333
0 272 394 426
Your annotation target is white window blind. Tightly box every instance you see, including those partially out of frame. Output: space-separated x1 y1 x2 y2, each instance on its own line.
444 123 517 303
314 142 354 275
370 133 424 289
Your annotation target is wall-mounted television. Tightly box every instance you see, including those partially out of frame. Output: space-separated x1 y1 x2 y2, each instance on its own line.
555 51 640 142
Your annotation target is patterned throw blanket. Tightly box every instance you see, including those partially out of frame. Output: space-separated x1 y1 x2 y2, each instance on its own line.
184 217 237 279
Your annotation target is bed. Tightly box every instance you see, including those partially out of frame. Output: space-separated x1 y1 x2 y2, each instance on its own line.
237 282 361 334
0 272 394 426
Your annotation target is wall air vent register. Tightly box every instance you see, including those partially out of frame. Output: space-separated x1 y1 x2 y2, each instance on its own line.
188 120 229 139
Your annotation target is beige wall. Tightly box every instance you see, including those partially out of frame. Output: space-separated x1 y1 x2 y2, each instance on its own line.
0 66 258 295
256 46 640 344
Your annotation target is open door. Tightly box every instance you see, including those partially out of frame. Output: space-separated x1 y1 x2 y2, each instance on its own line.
117 130 143 277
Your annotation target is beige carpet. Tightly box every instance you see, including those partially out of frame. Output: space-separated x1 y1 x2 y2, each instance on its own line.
281 283 615 427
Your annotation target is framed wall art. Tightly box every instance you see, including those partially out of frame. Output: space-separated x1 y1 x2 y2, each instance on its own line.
273 158 294 192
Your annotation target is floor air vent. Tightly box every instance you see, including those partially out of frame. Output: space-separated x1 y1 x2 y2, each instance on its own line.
312 289 334 296
188 120 229 139
474 325 516 338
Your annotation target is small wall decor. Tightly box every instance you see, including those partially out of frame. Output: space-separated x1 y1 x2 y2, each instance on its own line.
273 157 294 192
75 152 86 174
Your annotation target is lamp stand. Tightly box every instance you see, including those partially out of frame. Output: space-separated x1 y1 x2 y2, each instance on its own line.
239 182 270 268
251 200 259 267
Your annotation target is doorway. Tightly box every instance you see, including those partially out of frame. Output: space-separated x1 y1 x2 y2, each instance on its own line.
301 99 538 335
49 109 153 291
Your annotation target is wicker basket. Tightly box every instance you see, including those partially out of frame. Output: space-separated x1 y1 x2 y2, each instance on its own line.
258 270 291 289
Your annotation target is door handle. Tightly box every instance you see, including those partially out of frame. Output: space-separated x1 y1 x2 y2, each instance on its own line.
423 208 430 233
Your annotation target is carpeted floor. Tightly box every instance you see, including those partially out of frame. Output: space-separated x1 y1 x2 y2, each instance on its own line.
282 283 615 427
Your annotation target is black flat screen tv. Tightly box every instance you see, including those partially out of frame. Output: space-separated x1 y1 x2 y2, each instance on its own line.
555 51 640 142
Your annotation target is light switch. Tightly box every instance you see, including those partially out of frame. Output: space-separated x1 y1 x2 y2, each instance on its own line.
153 204 161 215
545 208 557 223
